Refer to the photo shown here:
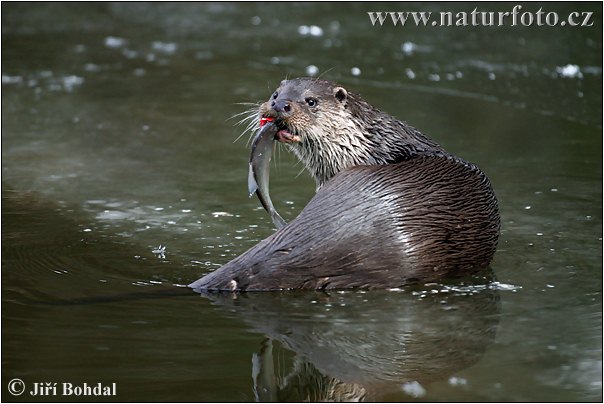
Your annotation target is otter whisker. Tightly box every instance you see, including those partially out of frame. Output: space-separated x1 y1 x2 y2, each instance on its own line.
231 102 261 109
234 122 257 144
232 107 261 144
244 123 261 146
237 127 257 145
230 107 258 122
278 142 288 167
229 109 257 122
228 102 261 121
294 166 306 179
232 110 257 126
315 66 335 82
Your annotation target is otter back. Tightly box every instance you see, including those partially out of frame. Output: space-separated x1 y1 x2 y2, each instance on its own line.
189 153 500 291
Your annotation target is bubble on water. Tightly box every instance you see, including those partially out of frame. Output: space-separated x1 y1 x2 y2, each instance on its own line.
298 25 324 37
2 75 22 85
122 48 138 59
488 72 496 80
152 41 178 54
556 64 582 79
428 73 441 82
250 15 261 26
305 65 319 76
152 245 166 258
84 63 101 72
298 25 310 35
448 376 468 386
405 68 416 80
97 210 131 220
309 25 323 37
489 282 522 291
104 36 126 48
212 211 233 218
62 75 84 92
401 41 416 55
351 66 361 76
401 381 426 398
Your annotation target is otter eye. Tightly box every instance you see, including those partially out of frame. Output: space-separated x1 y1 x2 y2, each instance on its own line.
272 92 278 99
305 97 318 107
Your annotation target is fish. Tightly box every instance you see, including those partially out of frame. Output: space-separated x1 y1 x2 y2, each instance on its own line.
248 121 287 229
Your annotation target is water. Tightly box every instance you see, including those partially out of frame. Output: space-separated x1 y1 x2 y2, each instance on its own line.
2 3 602 402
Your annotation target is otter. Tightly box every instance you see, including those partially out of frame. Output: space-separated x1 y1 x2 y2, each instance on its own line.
189 78 500 291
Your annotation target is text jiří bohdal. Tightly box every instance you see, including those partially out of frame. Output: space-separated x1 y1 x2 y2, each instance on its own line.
29 382 117 396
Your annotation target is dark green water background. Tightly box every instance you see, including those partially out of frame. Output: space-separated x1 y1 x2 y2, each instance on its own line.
2 2 602 402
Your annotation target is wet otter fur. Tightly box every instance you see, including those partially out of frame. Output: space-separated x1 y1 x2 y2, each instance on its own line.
189 78 500 291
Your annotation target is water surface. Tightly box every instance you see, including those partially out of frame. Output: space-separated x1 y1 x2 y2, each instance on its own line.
2 3 602 402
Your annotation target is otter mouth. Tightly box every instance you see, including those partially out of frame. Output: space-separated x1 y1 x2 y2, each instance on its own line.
260 116 301 144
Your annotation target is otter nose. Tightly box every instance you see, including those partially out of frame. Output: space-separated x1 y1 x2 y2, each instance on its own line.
271 99 291 113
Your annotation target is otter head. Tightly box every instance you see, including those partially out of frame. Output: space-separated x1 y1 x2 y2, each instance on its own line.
258 78 376 189
257 78 441 189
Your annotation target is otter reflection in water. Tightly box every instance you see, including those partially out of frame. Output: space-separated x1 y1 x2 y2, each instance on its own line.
205 276 501 401
190 78 500 291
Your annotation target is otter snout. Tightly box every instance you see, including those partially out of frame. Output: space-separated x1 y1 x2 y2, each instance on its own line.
271 99 291 114
259 98 302 144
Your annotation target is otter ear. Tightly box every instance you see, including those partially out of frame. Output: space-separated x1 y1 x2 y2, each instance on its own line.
333 87 348 103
